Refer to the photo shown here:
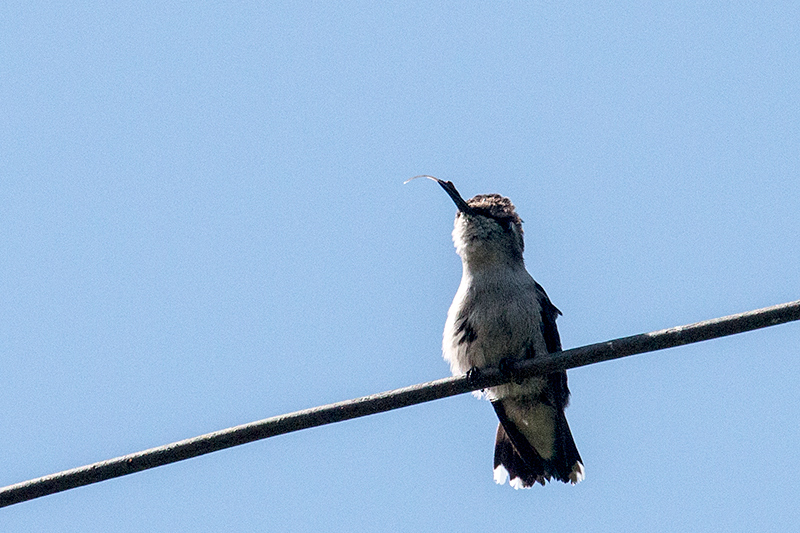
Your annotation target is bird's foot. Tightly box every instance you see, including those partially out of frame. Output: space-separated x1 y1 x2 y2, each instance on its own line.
465 366 482 384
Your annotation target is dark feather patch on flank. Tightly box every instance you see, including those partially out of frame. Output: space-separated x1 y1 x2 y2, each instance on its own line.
455 319 477 345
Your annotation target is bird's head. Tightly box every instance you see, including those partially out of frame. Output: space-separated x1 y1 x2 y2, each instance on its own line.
408 176 525 269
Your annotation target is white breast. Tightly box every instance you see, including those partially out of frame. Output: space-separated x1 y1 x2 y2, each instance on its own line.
442 265 548 401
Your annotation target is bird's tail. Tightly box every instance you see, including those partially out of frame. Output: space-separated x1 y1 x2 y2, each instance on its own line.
492 399 584 488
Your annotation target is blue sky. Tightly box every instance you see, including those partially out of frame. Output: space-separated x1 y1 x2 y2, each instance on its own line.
2 2 799 531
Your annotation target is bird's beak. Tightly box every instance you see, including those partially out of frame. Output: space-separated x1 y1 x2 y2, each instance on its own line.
406 175 473 214
435 179 473 214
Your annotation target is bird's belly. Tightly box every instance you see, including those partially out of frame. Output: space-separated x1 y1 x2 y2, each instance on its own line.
443 301 548 400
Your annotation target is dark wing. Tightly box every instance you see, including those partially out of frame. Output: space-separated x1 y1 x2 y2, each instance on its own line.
534 281 570 408
493 281 583 486
534 280 562 353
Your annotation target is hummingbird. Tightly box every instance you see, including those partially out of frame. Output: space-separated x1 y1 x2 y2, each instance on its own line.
410 176 584 488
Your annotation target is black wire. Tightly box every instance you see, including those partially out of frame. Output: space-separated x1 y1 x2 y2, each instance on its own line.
2 299 799 508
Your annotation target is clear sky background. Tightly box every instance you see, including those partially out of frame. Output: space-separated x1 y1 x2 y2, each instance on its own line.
2 2 799 531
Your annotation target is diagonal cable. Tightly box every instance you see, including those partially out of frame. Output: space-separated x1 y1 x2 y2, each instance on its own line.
2 299 799 508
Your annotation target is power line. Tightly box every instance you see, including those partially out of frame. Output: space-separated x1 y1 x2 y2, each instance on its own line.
2 299 799 508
